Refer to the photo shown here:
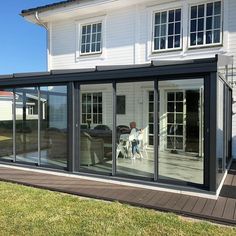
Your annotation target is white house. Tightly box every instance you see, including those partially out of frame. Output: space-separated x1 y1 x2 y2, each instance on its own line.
0 0 234 195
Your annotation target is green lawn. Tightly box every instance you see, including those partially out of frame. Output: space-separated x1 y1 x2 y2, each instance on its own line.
0 182 235 236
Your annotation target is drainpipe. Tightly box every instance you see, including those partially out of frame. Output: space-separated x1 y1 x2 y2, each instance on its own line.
34 11 50 71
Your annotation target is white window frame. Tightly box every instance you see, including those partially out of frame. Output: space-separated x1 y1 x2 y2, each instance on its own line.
81 92 103 125
80 21 102 56
76 16 106 60
152 8 183 53
188 0 223 49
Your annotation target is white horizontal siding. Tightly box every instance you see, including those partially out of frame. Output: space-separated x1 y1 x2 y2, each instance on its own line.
48 0 236 156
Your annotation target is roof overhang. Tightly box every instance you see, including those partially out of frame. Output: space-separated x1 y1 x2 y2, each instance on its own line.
21 0 167 25
0 57 223 88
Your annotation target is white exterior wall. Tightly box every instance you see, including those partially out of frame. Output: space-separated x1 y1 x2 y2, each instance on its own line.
45 0 236 156
0 101 12 121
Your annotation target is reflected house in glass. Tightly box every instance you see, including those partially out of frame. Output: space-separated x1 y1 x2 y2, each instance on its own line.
0 0 235 197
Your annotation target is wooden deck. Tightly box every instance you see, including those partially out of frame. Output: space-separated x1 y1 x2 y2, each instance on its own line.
0 162 236 225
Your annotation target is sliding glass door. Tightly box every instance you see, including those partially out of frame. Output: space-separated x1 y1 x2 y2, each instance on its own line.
158 79 204 185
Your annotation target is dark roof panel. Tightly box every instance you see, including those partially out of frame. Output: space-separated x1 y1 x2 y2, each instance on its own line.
21 0 78 16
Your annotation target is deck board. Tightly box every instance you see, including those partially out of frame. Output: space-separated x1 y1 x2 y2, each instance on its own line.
0 162 236 225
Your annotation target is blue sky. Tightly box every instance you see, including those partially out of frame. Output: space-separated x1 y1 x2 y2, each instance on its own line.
0 1 63 74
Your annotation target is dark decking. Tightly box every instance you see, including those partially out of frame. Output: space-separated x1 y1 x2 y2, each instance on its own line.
0 162 236 225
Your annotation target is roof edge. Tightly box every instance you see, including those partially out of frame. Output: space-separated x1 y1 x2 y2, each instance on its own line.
21 0 78 17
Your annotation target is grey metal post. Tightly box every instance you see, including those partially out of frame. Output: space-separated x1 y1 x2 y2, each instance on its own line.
13 89 16 162
154 79 158 181
38 87 41 166
112 81 117 176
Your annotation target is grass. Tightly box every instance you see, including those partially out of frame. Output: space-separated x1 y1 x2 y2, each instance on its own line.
0 182 235 236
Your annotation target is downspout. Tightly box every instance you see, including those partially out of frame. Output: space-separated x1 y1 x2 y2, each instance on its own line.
34 11 50 71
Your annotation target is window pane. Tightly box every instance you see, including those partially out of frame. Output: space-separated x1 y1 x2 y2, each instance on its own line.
168 23 174 35
161 12 167 23
206 31 213 44
168 93 174 101
169 10 174 22
175 22 180 34
214 30 220 43
168 102 174 112
198 18 204 31
82 26 86 34
214 16 221 29
214 1 221 15
40 86 68 169
155 13 161 24
86 25 91 33
168 36 174 48
96 43 101 52
176 92 183 101
174 35 180 47
190 33 196 46
191 20 197 32
197 32 204 45
167 113 174 123
198 5 204 18
161 25 166 36
176 102 183 112
0 89 14 162
97 23 102 32
154 38 159 50
191 6 197 19
116 82 154 179
92 24 97 33
207 3 213 16
160 37 166 49
81 44 86 53
97 33 101 42
79 84 111 174
92 34 96 42
175 9 181 21
206 17 213 30
159 79 204 184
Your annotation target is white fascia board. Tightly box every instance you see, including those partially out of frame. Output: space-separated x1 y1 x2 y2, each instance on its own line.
23 0 156 24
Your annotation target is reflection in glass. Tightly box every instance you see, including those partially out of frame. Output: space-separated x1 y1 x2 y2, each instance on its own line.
0 89 14 161
40 86 68 169
159 79 204 184
116 82 154 179
79 84 112 174
217 79 224 185
15 87 38 164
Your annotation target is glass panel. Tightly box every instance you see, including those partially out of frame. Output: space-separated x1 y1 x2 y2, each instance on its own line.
0 89 14 161
15 87 38 164
207 3 213 16
198 5 205 18
175 9 181 21
214 1 221 15
191 6 197 19
217 79 224 185
40 86 68 169
116 82 154 179
159 79 204 185
79 84 112 174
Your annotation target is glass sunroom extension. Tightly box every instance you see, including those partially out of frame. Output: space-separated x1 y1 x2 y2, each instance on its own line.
0 55 232 194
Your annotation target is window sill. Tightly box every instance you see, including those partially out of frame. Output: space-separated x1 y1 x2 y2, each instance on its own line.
187 43 223 51
76 52 106 62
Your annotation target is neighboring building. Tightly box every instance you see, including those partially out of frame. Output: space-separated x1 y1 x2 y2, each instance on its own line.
0 0 234 196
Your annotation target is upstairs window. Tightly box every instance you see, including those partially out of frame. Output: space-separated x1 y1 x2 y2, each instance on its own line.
153 8 182 51
190 1 222 47
80 22 102 55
